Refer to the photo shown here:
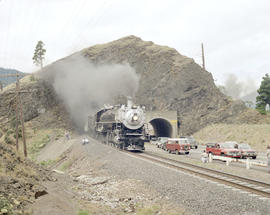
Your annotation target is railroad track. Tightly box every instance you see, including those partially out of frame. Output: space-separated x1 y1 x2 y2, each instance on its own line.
127 150 270 199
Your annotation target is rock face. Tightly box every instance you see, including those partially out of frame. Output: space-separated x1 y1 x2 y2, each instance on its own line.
2 36 247 135
81 36 246 134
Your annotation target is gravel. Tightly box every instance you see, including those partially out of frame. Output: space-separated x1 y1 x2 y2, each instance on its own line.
83 138 270 215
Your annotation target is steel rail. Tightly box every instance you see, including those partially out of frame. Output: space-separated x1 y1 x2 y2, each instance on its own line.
130 151 270 198
144 151 270 188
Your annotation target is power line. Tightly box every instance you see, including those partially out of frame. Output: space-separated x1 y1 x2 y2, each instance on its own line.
68 0 111 49
57 0 87 40
0 72 28 157
15 1 40 72
3 0 13 68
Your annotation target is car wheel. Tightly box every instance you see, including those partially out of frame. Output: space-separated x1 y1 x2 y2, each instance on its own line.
185 152 189 154
252 156 256 159
195 146 198 149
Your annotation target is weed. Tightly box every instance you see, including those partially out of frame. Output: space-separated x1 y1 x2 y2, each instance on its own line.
4 135 13 144
0 196 13 215
29 134 51 159
60 160 72 171
77 210 90 215
30 74 36 82
40 159 56 167
136 204 161 215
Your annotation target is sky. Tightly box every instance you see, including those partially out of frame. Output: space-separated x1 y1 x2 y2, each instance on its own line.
0 0 269 87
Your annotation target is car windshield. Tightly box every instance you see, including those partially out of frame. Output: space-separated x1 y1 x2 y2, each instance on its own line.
238 144 251 149
187 137 195 142
220 142 235 149
180 139 189 144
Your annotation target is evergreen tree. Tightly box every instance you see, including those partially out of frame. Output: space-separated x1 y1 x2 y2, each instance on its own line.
32 41 46 69
256 73 270 114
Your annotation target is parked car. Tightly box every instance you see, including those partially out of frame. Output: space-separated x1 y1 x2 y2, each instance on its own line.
156 137 169 149
206 142 241 158
180 136 198 149
166 138 190 154
150 137 158 145
238 143 257 159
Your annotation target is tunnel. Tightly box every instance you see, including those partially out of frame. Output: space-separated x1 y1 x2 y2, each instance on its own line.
149 118 173 138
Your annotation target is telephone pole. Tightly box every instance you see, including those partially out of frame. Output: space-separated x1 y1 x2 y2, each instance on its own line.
201 43 206 70
0 72 27 157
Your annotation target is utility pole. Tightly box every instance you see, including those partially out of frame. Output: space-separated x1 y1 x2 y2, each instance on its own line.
0 72 27 157
201 43 206 70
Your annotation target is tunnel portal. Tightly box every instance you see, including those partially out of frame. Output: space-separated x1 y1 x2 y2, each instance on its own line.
149 118 173 138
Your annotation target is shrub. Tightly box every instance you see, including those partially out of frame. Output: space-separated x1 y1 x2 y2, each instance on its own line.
4 135 13 144
0 196 13 215
77 210 89 215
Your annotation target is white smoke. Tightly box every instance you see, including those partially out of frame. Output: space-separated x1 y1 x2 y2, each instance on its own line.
222 73 258 103
40 54 139 129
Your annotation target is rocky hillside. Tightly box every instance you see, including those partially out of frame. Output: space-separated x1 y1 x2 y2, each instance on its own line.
0 36 265 136
43 36 249 134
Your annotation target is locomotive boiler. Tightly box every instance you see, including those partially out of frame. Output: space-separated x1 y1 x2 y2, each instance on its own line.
90 100 149 150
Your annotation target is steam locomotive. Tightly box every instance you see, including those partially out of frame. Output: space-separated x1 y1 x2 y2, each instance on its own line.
90 100 149 150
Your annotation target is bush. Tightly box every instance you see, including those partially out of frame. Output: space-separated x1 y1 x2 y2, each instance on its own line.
4 135 13 145
77 210 90 215
0 196 13 215
13 128 22 139
6 129 14 136
30 74 36 82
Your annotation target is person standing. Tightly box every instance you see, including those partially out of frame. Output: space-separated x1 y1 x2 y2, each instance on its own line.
201 150 209 163
267 145 270 173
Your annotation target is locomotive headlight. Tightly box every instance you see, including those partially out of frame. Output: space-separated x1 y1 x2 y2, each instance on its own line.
132 115 138 121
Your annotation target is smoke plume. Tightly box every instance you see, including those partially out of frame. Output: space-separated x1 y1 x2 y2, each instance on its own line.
223 73 258 103
40 54 139 129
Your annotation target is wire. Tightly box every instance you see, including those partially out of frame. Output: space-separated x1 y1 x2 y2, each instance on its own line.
3 0 13 69
68 0 111 50
57 0 87 41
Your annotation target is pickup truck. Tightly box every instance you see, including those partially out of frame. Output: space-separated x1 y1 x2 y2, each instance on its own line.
206 142 241 158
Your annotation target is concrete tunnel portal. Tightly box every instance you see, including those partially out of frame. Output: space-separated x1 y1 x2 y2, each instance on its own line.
149 118 173 138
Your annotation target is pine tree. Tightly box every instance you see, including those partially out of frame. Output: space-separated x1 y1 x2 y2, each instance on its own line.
256 73 270 114
32 41 46 69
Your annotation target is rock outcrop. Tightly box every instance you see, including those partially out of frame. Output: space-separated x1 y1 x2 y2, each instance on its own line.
81 36 246 134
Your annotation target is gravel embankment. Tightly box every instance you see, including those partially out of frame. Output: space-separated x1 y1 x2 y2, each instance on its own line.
83 138 270 215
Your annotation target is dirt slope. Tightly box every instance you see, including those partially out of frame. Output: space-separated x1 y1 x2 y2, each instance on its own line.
193 123 270 151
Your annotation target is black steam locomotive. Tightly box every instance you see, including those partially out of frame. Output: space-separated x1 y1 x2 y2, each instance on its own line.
90 100 149 150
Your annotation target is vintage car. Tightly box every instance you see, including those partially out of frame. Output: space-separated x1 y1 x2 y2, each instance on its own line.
238 143 257 159
180 136 198 149
156 137 169 149
206 142 241 158
166 138 190 154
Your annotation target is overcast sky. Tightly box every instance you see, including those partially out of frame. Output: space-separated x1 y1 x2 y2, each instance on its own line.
0 0 269 86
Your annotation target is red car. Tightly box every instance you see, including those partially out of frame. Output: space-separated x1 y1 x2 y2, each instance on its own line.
206 142 241 158
166 138 190 155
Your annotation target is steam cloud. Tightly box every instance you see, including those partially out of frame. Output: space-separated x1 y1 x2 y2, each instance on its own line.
222 73 258 103
41 54 139 129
